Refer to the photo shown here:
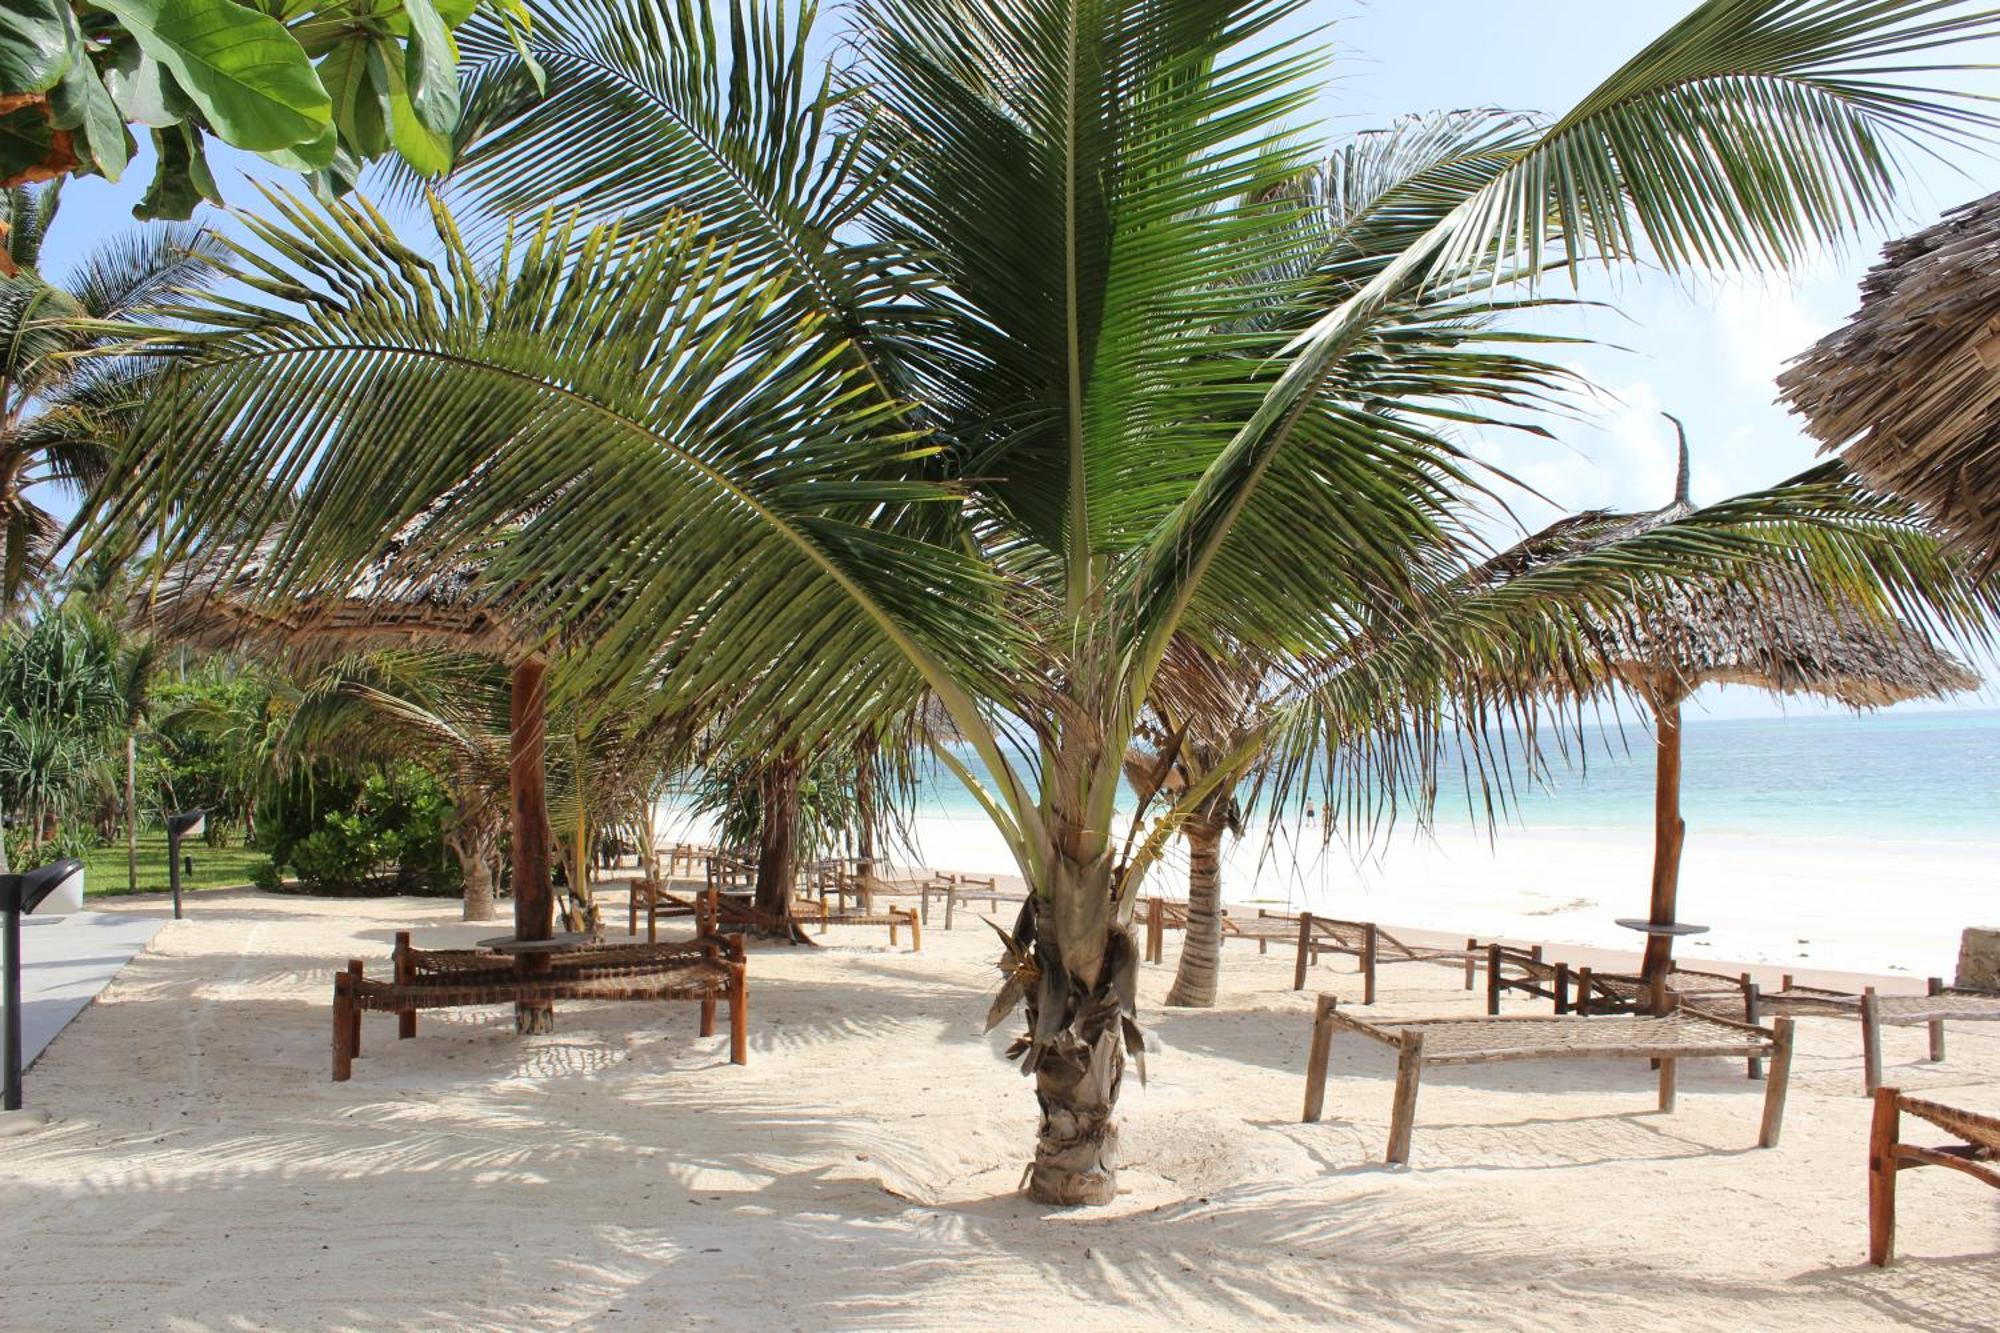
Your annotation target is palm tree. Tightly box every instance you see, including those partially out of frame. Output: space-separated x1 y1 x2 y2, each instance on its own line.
0 185 220 612
83 0 2000 1205
287 651 517 921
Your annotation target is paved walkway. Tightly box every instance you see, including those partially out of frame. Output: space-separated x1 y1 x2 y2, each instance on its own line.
12 908 166 1069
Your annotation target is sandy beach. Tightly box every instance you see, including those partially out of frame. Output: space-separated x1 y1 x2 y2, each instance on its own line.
3 885 1996 1330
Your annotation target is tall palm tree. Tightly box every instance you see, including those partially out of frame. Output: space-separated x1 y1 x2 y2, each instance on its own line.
83 0 2000 1205
0 185 220 611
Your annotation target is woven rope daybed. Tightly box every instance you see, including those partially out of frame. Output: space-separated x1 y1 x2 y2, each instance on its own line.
1868 1087 2000 1266
1748 975 2000 1092
1139 898 1302 963
1290 913 1483 1004
1301 995 1796 1165
330 933 747 1080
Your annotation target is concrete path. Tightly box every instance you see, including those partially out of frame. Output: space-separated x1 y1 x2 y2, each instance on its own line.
11 908 166 1069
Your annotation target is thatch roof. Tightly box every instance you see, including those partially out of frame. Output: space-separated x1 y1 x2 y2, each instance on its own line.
1780 192 2000 572
144 543 540 664
1484 422 1980 708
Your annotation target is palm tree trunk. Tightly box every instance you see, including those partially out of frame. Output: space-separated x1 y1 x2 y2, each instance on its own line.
754 751 801 928
509 655 554 1033
1165 812 1227 1008
461 844 497 921
125 731 139 894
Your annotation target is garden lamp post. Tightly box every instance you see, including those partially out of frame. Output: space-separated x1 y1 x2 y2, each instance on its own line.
165 810 205 920
3 857 85 1112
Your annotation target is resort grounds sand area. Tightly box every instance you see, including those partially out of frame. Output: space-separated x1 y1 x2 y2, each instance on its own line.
5 886 1998 1331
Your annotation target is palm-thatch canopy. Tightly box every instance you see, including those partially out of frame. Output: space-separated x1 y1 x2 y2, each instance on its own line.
1486 422 1978 1002
1780 192 2000 573
143 545 561 1003
1483 425 1980 710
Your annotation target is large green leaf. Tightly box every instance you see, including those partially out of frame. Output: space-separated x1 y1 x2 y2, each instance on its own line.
319 38 388 160
104 40 191 129
134 122 220 221
49 58 130 180
399 0 461 135
0 103 57 183
92 0 330 152
0 0 75 95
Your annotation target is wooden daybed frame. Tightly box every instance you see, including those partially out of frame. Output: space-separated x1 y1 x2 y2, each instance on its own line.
1483 943 1751 1019
1867 1087 2000 1266
1748 975 2000 1092
1290 912 1483 1004
1300 995 1795 1166
330 932 748 1080
1139 898 1301 963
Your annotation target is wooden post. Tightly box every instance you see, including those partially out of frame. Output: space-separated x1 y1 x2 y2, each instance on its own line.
1861 987 1884 1094
1145 897 1163 965
1302 994 1337 1123
1463 938 1478 990
944 880 957 931
1642 688 1688 1017
1657 1055 1676 1113
906 908 922 953
628 884 638 937
1926 976 1946 1062
1292 912 1314 991
509 655 555 1035
647 885 658 944
1361 922 1378 1006
1867 1085 1900 1267
395 932 416 1040
1576 966 1594 1016
331 970 354 1082
1554 962 1571 1015
729 959 749 1065
1485 943 1503 1015
1385 1030 1425 1165
1742 975 1761 1080
1758 1017 1794 1148
345 959 364 1059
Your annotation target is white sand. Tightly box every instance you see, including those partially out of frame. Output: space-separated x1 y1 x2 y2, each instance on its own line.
4 887 1997 1330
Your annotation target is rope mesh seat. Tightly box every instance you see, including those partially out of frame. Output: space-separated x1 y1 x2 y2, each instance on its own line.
1860 984 2000 1093
1868 1087 2000 1266
330 933 748 1080
1301 996 1796 1166
1139 898 1302 964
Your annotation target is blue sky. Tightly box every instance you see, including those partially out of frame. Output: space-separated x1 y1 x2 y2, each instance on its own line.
36 0 2000 721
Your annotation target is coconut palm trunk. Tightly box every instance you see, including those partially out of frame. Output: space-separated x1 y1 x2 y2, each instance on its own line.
753 751 802 925
1165 809 1230 1008
125 730 139 893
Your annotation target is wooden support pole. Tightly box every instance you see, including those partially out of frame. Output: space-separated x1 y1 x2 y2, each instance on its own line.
1577 966 1594 1016
1146 897 1163 965
1926 976 1946 1062
1861 987 1884 1094
1302 994 1337 1123
395 932 416 1040
1758 1017 1794 1148
729 958 749 1065
331 970 354 1082
1486 943 1502 1015
509 655 554 1035
700 989 717 1038
944 880 957 931
1642 689 1688 1017
907 908 922 953
1385 1030 1425 1165
345 959 364 1060
1657 1055 1676 1113
1292 912 1314 991
1742 975 1761 1080
1463 938 1478 990
1361 923 1378 1006
1554 962 1571 1015
1867 1085 1900 1267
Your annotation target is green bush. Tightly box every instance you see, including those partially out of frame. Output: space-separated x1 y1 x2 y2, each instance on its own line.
264 764 460 897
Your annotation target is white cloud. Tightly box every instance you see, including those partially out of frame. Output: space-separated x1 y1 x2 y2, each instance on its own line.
1711 277 1831 392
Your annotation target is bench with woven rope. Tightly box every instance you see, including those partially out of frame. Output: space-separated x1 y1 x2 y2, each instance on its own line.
627 877 705 942
1138 898 1302 964
1290 913 1483 1005
1301 995 1795 1166
679 886 920 949
330 932 747 1080
1867 1087 2000 1266
1741 974 2000 1091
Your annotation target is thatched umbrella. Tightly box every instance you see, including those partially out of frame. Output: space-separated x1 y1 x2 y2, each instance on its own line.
1781 192 2000 575
1488 423 1979 1007
149 547 566 1032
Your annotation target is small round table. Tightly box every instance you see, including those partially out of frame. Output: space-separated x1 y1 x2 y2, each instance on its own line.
1614 919 1710 939
476 932 600 955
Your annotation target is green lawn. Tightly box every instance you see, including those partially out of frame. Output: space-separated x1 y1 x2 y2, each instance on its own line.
77 831 272 898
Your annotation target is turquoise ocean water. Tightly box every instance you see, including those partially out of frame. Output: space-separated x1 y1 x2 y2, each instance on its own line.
910 708 2000 843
